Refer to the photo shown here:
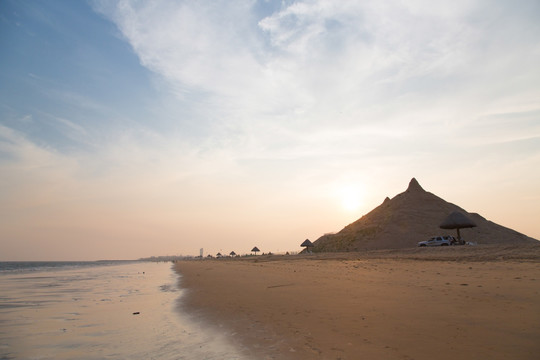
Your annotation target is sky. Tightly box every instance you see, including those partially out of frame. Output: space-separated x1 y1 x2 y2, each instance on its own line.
1 0 539 261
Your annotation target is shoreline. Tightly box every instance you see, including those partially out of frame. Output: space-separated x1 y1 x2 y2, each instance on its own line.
175 244 540 359
1 262 180 359
0 262 247 360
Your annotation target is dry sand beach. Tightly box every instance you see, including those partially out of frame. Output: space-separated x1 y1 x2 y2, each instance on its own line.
176 244 540 360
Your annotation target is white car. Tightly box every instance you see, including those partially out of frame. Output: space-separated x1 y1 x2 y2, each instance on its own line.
417 236 456 247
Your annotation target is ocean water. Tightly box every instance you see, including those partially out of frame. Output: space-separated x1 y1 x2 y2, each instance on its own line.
0 261 137 273
0 261 246 360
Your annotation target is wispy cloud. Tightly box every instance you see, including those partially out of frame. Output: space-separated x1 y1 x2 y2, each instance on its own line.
94 1 540 150
88 0 540 216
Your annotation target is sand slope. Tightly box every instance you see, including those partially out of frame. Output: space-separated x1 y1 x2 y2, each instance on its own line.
313 178 537 251
176 245 540 359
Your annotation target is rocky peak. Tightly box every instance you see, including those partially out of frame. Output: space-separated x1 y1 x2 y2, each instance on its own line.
406 177 425 192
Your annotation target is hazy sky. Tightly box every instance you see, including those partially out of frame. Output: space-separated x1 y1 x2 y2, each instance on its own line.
1 0 539 260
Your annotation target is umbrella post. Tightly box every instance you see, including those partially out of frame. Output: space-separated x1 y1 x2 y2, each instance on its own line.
457 228 462 244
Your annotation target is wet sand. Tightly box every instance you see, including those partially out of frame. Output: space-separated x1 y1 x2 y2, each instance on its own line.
175 244 540 359
0 262 245 360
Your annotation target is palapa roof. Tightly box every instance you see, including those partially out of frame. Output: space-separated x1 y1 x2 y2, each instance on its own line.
301 239 313 247
251 246 260 252
440 211 477 229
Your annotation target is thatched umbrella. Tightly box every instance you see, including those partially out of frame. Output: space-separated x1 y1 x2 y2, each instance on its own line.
251 246 260 255
300 239 313 253
229 251 236 257
440 211 476 244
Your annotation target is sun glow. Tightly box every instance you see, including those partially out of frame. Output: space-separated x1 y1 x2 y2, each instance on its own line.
339 185 364 212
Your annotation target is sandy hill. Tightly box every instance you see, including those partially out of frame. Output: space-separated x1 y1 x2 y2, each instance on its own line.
312 178 538 252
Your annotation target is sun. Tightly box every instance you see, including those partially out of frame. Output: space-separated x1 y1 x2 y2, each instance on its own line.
339 185 363 212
